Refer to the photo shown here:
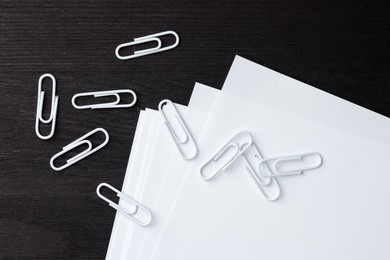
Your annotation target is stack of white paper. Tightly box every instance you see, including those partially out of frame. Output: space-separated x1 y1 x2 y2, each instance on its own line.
101 56 390 260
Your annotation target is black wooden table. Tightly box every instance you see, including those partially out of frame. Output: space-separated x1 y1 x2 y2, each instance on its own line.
0 1 389 259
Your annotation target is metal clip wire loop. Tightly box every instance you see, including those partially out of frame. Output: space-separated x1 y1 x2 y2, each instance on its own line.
245 163 281 202
200 132 253 180
242 145 281 201
115 31 179 60
259 152 323 177
72 89 137 109
96 183 153 227
35 73 59 140
158 99 197 160
200 132 281 202
50 128 109 171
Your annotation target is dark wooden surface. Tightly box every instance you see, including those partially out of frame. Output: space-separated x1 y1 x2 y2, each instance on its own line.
0 1 389 259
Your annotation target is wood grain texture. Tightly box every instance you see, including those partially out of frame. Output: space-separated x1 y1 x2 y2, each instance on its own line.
0 0 389 259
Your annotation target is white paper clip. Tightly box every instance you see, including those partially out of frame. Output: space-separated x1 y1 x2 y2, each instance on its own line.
50 128 109 171
71 89 137 109
35 73 59 140
242 144 281 201
115 31 179 60
200 132 253 180
158 99 197 160
96 183 153 227
200 132 281 202
259 152 323 177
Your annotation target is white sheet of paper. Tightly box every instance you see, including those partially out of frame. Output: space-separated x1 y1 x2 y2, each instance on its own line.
106 93 212 259
106 109 158 260
129 84 220 260
221 56 390 144
120 105 184 259
151 56 390 260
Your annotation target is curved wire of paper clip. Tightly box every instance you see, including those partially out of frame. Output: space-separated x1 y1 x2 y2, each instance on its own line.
200 132 281 201
242 151 281 201
158 99 197 160
258 152 323 177
50 128 109 171
115 30 179 60
200 132 253 180
96 183 153 227
35 73 59 140
241 146 272 186
244 163 281 201
72 89 137 109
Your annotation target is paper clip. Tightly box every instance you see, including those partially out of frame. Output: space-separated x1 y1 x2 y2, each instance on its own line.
35 73 59 140
115 31 179 60
158 99 197 160
200 132 253 180
50 128 109 171
259 152 323 177
96 183 153 227
242 144 281 201
200 132 281 201
72 89 137 109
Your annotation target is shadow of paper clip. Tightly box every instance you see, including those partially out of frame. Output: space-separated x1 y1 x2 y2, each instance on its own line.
96 183 153 227
158 99 197 160
199 131 281 201
35 73 59 140
50 128 109 171
115 31 179 60
72 89 137 109
259 152 323 177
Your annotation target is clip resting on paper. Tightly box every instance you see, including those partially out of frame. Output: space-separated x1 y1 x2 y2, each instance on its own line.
158 99 197 160
72 89 137 109
50 128 109 171
200 132 253 180
242 144 281 201
96 183 153 227
115 31 179 60
35 73 59 140
199 132 281 201
258 152 323 177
